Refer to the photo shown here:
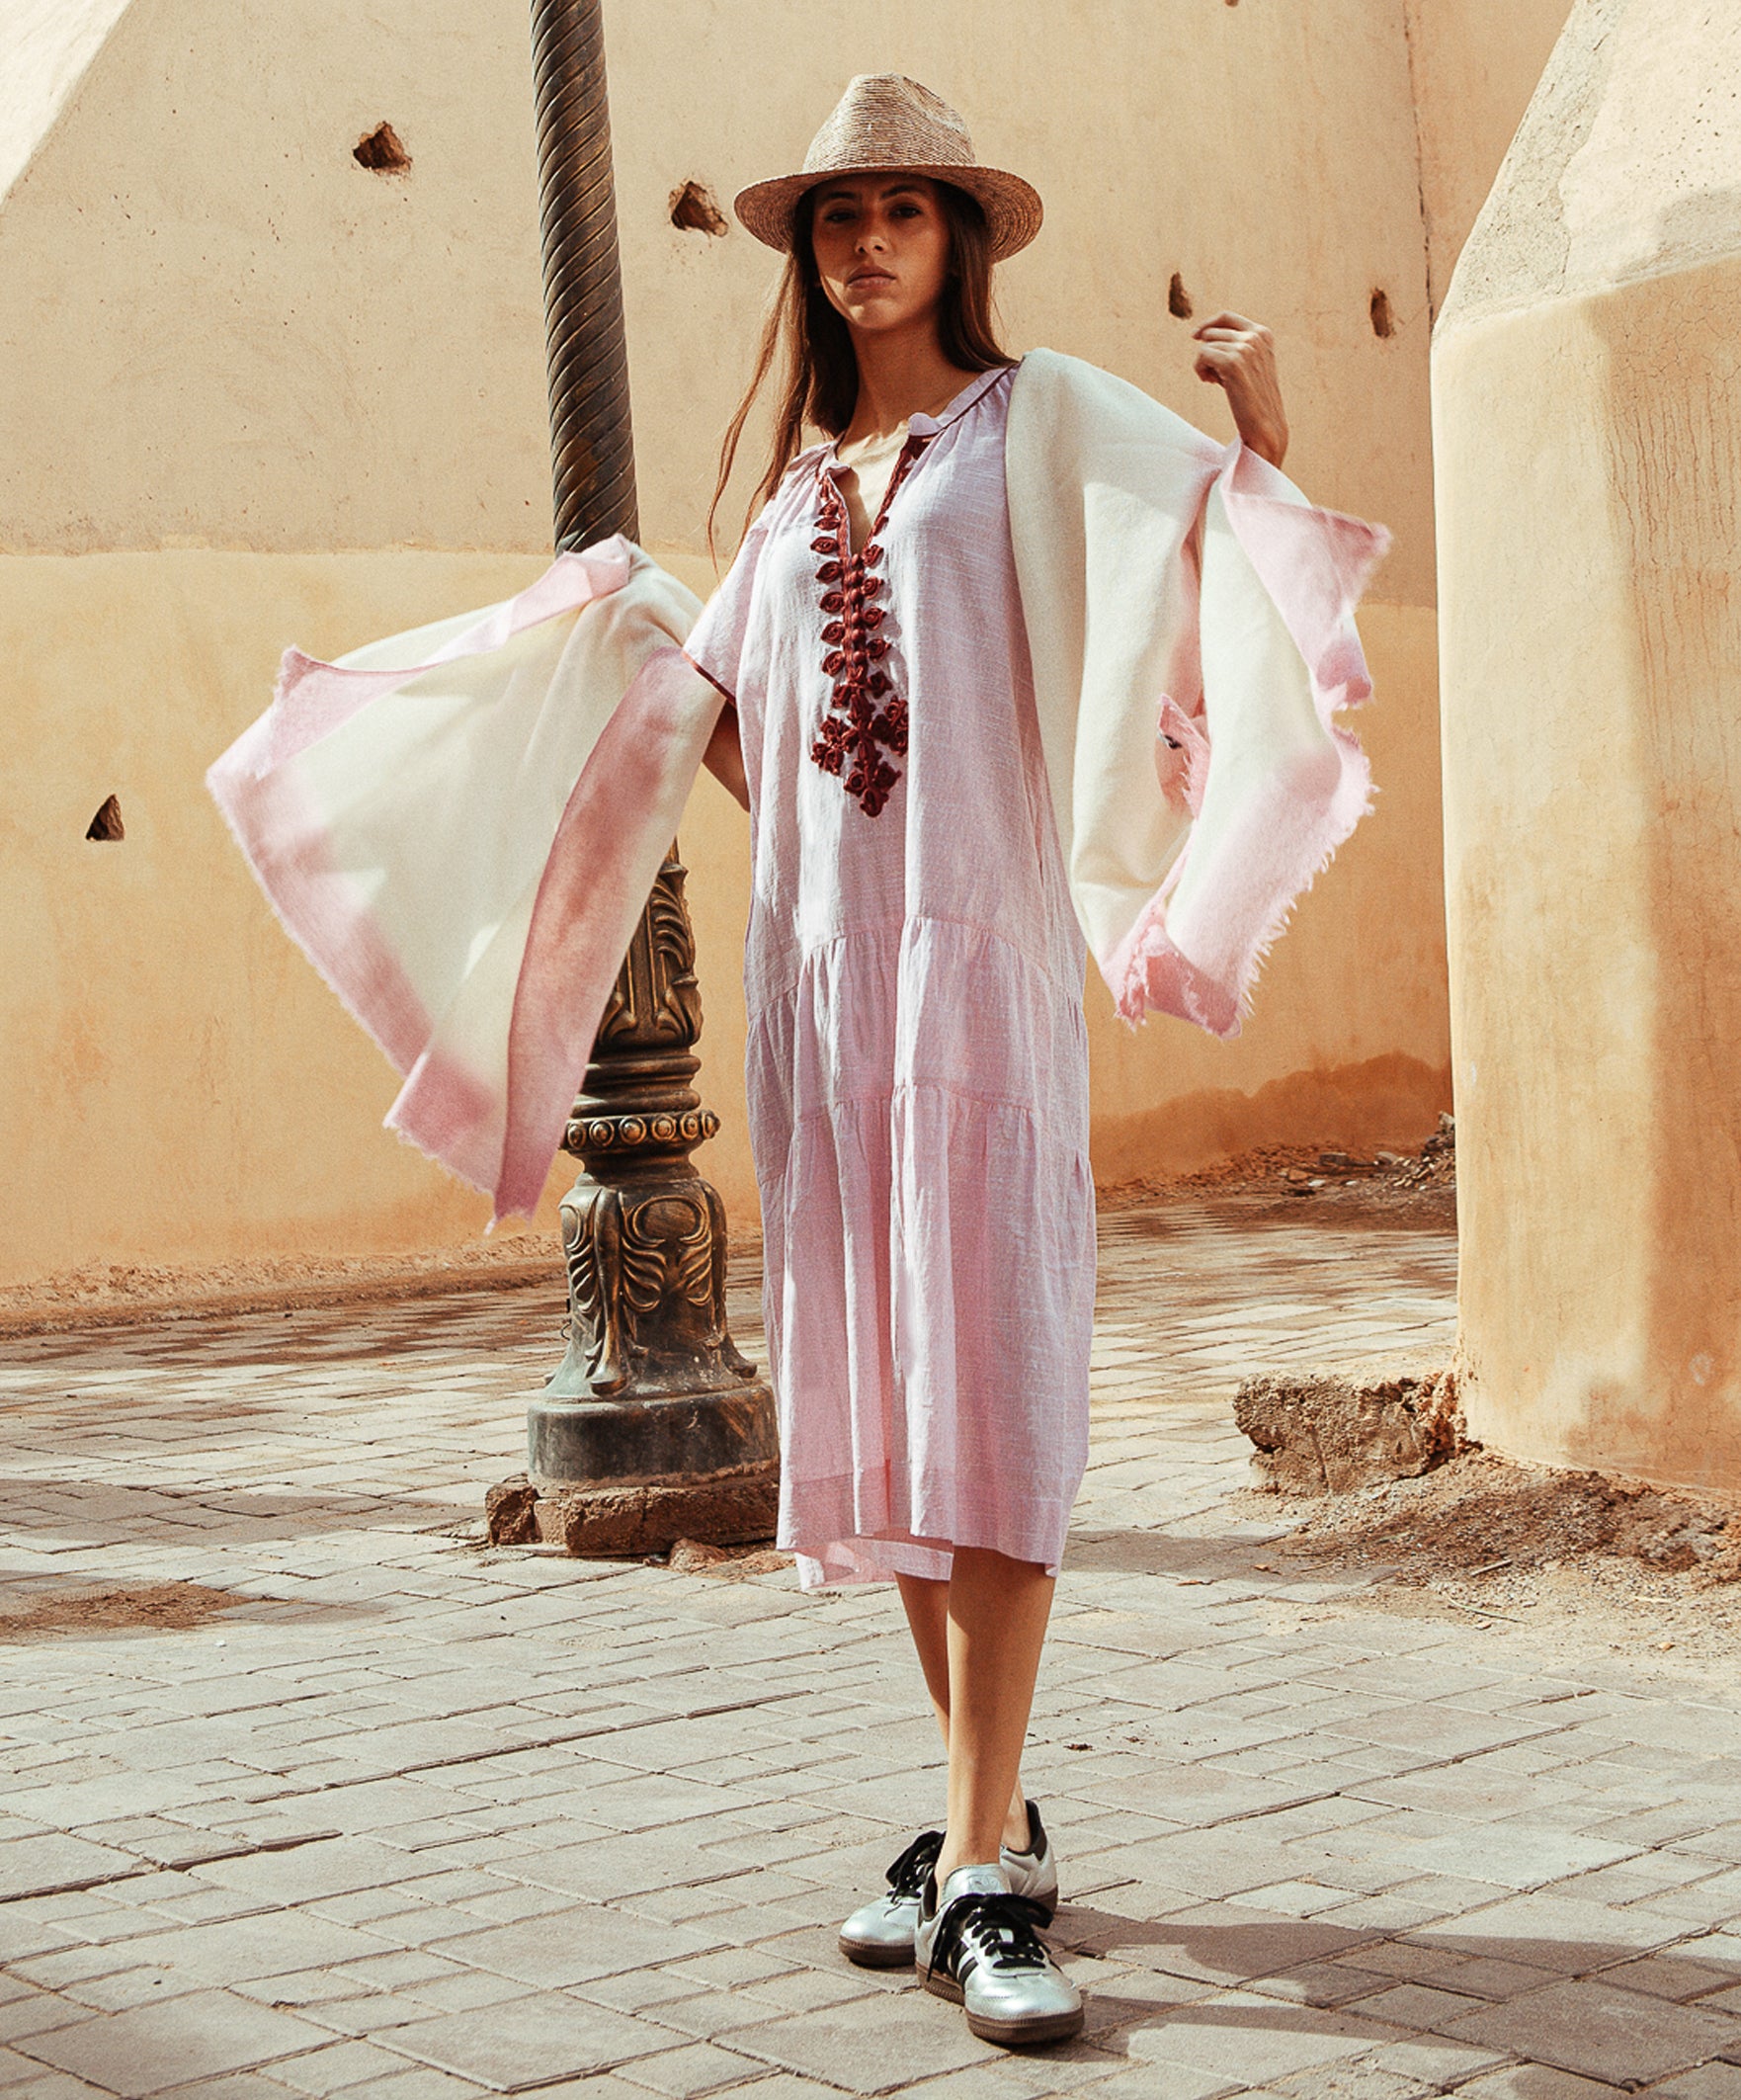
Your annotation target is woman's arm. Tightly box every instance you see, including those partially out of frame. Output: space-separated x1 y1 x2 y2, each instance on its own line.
703 700 751 812
1192 311 1288 468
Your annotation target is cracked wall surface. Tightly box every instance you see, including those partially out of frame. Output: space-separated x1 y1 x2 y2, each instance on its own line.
1402 0 1574 320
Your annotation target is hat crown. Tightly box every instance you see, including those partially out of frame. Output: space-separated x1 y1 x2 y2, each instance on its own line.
732 74 1041 262
799 73 977 178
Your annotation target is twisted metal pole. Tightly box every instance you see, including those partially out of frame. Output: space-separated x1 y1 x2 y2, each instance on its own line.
522 0 776 1553
532 0 638 549
533 0 642 549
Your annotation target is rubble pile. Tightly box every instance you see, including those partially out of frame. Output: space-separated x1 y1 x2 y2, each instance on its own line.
1279 1113 1456 1198
1274 1448 1741 1588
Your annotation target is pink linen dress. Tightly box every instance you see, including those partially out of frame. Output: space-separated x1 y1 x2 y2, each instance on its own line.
686 364 1093 1589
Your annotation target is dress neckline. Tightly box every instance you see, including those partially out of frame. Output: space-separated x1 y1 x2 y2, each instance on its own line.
821 364 1012 475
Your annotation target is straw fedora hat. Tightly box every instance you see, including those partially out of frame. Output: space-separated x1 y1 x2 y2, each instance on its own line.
733 74 1042 262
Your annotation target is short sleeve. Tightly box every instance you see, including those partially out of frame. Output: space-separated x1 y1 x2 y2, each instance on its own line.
683 513 774 707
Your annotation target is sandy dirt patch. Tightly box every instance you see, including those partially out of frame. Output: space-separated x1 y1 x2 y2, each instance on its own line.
1247 1449 1741 1687
0 1581 243 1639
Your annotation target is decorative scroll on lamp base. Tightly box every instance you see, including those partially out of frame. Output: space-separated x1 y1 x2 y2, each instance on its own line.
523 852 777 1554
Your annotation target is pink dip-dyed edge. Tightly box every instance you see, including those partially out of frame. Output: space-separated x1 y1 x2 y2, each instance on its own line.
205 546 663 1218
1112 442 1391 1038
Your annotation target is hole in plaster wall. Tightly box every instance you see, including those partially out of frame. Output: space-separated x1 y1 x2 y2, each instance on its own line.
354 123 411 174
85 795 124 842
1369 287 1395 338
1168 273 1195 320
669 180 728 236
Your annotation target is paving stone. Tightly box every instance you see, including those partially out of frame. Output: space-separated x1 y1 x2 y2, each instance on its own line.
1076 1901 1375 1989
105 1913 389 1988
267 2037 426 2093
723 1992 998 2092
292 1994 437 2039
14 1990 334 2095
896 2057 1129 2098
321 2073 491 2099
0 1998 98 2048
1084 2070 1242 2100
154 2077 306 2099
1082 1829 1320 1905
1395 1827 1642 1892
1123 1989 1400 2080
1453 2068 1622 2099
58 1970 204 2016
1242 1881 1378 1921
0 2046 75 2089
379 1971 532 2016
612 2040 768 2096
1601 1954 1738 2003
1407 1893 1689 1968
0 2071 122 2099
1337 1981 1480 2032
1643 2066 1741 2099
1421 1956 1566 2002
377 1997 669 2090
1443 1977 1741 2085
0 1839 140 1904
1247 1961 1397 2010
1364 2038 1510 2086
1269 2067 1428 2100
664 2079 848 2100
428 1912 723 1989
189 1840 461 1907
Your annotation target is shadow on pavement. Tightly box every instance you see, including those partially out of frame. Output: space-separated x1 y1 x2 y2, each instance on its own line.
1041 1896 1741 2084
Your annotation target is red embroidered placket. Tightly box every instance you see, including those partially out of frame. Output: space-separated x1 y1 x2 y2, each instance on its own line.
808 433 928 817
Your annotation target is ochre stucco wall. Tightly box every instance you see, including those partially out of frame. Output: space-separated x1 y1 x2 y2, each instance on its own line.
0 553 565 1277
1 0 1506 1289
0 0 554 554
1435 0 1741 1491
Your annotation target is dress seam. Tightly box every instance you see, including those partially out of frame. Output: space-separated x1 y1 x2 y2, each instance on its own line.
684 651 735 707
766 1077 1094 1145
745 910 1086 1009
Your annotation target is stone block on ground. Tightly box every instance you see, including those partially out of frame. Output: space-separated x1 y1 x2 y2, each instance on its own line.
534 1461 779 1557
1235 1356 1462 1493
484 1474 540 1546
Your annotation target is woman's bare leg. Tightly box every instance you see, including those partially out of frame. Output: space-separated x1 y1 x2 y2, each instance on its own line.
895 1573 953 1751
897 1559 1048 1874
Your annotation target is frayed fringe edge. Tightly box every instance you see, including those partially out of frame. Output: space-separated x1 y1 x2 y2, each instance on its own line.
1116 728 1375 1037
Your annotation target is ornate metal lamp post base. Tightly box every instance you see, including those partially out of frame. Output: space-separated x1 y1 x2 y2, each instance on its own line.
524 852 778 1556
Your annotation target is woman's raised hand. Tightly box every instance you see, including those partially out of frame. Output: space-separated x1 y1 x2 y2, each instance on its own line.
1192 311 1288 469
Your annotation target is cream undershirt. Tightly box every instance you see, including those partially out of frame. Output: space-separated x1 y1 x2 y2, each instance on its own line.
832 427 909 554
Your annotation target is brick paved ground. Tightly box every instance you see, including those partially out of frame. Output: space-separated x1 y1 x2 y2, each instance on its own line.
3 1199 1740 2100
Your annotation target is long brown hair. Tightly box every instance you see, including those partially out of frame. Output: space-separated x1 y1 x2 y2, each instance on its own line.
707 180 1013 557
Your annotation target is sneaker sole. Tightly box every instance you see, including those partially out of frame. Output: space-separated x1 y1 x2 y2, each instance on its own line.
921 1969 1085 2047
838 1933 914 1969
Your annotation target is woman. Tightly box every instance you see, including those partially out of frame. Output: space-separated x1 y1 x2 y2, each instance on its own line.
680 75 1319 2050
209 69 1381 2059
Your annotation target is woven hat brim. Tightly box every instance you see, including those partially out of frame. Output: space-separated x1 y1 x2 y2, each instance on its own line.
733 163 1042 262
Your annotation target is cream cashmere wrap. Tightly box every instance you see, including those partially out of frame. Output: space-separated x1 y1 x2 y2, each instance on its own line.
208 350 1387 1221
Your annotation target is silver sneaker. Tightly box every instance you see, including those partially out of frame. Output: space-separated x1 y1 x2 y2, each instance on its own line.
915 1862 1084 2048
838 1806 1059 1969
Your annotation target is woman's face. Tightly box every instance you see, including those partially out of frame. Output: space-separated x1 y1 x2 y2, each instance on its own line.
808 175 953 338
